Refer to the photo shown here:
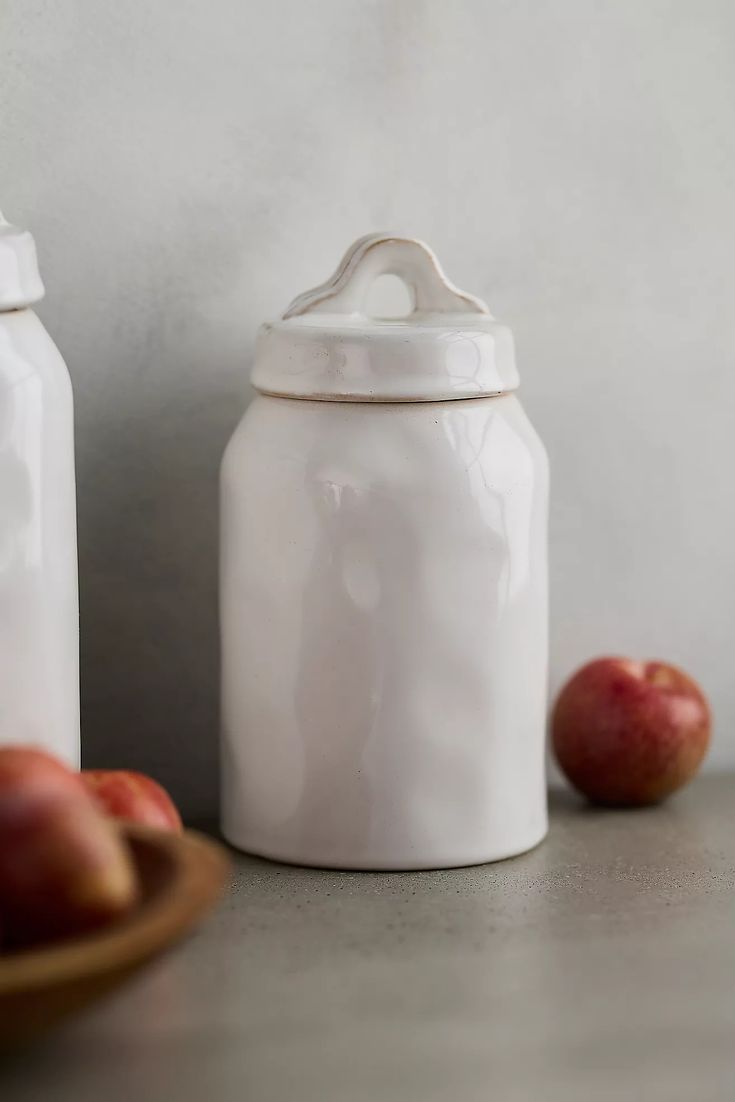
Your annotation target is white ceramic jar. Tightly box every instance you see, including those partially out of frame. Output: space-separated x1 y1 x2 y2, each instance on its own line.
221 235 548 869
0 211 79 764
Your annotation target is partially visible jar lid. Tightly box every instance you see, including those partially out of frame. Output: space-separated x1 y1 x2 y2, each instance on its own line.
251 234 519 403
0 210 45 311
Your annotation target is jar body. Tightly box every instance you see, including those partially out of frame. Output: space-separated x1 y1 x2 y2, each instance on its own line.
220 392 548 869
0 309 79 765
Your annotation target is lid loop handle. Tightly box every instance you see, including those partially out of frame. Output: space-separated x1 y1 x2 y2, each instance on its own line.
282 234 490 320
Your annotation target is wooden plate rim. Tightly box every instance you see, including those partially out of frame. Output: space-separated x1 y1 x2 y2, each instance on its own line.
0 825 229 995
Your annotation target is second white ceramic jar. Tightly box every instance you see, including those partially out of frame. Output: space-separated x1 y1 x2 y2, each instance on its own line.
0 211 79 764
221 235 548 869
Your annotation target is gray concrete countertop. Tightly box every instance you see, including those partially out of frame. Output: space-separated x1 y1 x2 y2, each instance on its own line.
2 776 735 1101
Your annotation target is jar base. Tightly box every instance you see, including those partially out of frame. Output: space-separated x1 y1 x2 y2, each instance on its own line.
220 821 548 872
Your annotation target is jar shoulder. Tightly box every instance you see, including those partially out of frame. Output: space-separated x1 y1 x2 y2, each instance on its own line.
223 393 547 489
0 309 73 394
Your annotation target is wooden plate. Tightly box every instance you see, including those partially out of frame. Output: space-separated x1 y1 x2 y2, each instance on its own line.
0 824 230 1045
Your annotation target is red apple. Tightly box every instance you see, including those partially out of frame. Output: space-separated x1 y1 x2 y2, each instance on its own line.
82 770 182 833
552 657 711 806
0 747 139 944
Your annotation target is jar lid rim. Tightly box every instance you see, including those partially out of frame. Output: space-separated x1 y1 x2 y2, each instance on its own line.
0 211 45 311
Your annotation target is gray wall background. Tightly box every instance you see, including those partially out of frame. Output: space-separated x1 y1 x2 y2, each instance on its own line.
1 0 733 818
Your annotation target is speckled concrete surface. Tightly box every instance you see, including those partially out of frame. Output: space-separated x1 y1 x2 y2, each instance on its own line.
2 776 735 1101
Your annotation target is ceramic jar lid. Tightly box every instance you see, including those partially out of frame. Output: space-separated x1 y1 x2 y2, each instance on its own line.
0 211 45 311
251 234 519 403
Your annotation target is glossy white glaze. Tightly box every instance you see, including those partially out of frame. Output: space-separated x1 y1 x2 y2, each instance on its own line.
221 393 548 868
0 249 79 764
222 235 548 869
